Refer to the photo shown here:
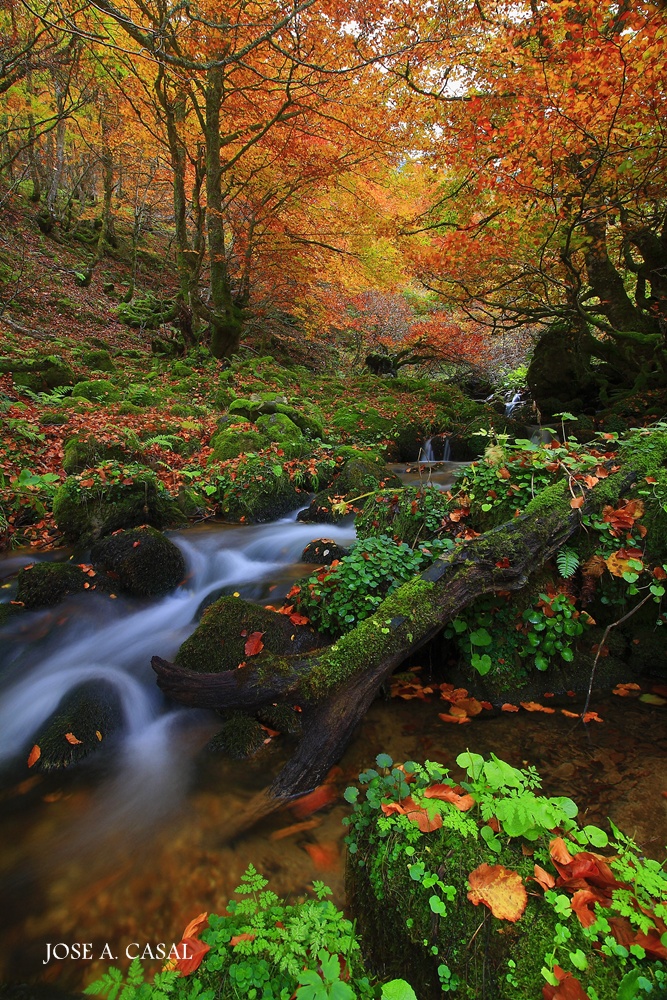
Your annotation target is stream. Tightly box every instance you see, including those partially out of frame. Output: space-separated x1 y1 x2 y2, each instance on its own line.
0 472 665 993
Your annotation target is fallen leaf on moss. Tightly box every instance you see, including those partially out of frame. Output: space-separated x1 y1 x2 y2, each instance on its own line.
244 631 265 656
531 865 556 891
27 745 41 768
542 965 590 999
467 863 527 921
65 732 83 745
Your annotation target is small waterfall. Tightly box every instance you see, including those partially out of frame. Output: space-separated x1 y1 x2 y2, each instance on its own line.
419 436 452 463
505 391 522 417
420 437 435 462
442 438 452 462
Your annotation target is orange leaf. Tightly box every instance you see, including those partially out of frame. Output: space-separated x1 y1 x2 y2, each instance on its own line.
181 913 209 940
438 712 471 724
612 682 641 697
290 783 337 819
269 819 321 841
561 709 580 718
520 702 555 714
65 732 83 744
467 863 528 921
452 697 483 717
289 613 309 625
230 933 256 946
570 495 584 509
174 937 210 975
542 965 591 999
501 703 519 712
27 745 41 768
532 865 556 891
582 711 603 723
403 802 443 832
549 837 575 866
424 784 475 811
244 631 265 656
303 841 340 870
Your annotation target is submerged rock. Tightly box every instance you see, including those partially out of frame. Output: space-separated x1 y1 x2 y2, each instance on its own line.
29 683 121 771
16 562 89 609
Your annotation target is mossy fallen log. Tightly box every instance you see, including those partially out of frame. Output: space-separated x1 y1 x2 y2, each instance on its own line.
151 469 636 828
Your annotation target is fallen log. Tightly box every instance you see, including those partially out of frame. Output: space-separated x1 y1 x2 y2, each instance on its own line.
151 472 633 835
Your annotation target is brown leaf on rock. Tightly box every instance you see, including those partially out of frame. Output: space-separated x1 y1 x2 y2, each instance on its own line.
467 863 528 921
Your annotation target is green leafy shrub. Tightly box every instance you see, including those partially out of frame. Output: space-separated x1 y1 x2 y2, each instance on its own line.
356 486 453 545
294 536 453 633
85 865 379 1000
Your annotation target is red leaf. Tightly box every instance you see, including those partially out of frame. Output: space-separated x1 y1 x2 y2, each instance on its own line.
27 745 41 768
230 933 256 946
289 613 309 625
570 496 584 509
244 631 265 656
173 937 210 975
424 784 475 811
291 783 337 819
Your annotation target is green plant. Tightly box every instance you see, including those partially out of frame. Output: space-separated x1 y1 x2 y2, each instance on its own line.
344 753 667 999
86 865 417 1000
294 536 453 634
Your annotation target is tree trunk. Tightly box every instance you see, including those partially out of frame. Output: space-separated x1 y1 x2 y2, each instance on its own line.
152 474 633 834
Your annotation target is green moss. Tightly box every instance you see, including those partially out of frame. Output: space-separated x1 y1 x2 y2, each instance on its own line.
207 712 266 759
62 434 133 474
175 596 316 673
256 412 308 457
211 428 268 462
90 527 186 597
16 562 88 609
82 348 116 372
298 459 403 524
32 684 121 771
71 379 121 403
523 479 573 519
52 469 185 544
0 355 75 392
220 464 305 522
304 578 437 698
0 602 25 628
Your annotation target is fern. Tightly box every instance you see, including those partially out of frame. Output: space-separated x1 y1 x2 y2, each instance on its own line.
7 418 45 444
556 547 580 578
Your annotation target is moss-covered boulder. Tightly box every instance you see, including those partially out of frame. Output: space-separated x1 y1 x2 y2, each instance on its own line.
219 463 306 523
256 412 308 457
331 404 395 442
207 711 267 759
52 467 185 544
346 753 665 999
16 562 89 609
90 527 185 597
228 395 324 439
82 348 116 372
356 486 453 545
62 433 134 474
297 458 403 524
29 683 121 771
301 539 351 564
71 379 121 403
0 355 75 393
175 595 323 673
210 427 268 462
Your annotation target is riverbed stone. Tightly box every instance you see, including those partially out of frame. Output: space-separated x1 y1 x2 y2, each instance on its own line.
175 595 323 673
91 526 186 597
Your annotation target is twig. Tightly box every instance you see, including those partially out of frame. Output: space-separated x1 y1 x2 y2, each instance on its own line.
581 592 653 719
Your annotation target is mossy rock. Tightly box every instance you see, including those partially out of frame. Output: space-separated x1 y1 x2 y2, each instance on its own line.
297 459 403 524
30 683 121 771
207 711 267 759
40 409 70 425
332 446 385 466
0 602 25 628
175 595 323 673
71 379 121 403
301 539 351 564
82 348 116 372
228 396 324 439
356 485 453 545
0 355 75 393
256 412 309 457
347 764 638 1000
62 433 133 474
52 469 185 545
16 562 89 609
170 361 195 379
220 466 305 523
331 404 395 441
91 526 186 597
211 428 268 462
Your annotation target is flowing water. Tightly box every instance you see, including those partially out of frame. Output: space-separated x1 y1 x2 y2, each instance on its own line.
0 503 665 994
